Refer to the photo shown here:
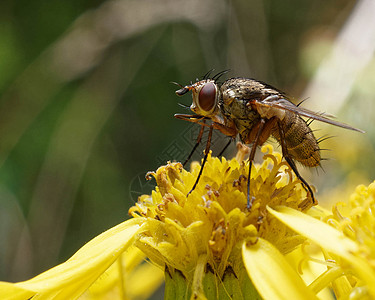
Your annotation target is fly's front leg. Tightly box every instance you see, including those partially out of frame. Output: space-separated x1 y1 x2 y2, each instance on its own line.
277 121 316 204
174 114 209 127
184 122 205 167
187 125 214 197
175 114 237 197
175 113 237 137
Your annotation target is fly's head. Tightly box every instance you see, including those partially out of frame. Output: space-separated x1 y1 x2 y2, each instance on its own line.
175 79 220 117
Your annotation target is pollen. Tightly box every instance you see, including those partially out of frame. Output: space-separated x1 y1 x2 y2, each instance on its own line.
129 143 313 282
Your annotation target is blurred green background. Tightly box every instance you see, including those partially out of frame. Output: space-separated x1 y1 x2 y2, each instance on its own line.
0 0 373 290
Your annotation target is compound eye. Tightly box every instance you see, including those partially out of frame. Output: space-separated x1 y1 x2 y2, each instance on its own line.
198 82 216 112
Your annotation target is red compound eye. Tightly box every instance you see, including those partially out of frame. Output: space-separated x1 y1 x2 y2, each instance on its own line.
198 82 216 111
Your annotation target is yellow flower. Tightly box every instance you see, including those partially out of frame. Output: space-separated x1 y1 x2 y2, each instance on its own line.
2 143 363 300
128 143 316 299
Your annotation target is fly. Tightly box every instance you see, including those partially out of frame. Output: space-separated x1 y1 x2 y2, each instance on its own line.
174 71 364 209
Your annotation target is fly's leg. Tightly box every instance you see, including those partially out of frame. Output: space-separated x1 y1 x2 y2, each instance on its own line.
183 122 205 167
247 118 266 209
285 156 316 205
218 138 233 157
187 125 213 197
175 114 236 196
183 122 232 167
277 121 316 204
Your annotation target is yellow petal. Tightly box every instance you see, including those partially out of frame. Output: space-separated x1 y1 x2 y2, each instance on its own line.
80 245 164 300
242 238 318 300
267 206 358 256
125 258 164 299
268 206 375 297
8 218 143 300
0 282 35 300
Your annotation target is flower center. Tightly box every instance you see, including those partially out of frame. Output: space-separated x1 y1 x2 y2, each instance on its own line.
129 144 313 279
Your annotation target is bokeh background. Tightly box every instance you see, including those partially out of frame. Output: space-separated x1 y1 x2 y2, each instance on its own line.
0 0 374 293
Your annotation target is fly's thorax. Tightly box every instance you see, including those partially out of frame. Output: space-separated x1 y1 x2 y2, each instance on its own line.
220 78 284 121
220 97 260 143
220 91 258 122
220 78 285 104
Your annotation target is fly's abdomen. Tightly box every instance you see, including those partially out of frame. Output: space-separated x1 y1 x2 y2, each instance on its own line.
272 112 321 167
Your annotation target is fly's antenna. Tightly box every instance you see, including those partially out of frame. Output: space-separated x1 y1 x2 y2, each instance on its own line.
212 69 230 82
175 87 190 96
170 81 190 96
170 81 183 88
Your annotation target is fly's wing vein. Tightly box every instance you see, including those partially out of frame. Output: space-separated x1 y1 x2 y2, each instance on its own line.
254 98 364 133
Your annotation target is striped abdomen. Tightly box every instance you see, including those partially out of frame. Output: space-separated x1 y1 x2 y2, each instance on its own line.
272 111 321 167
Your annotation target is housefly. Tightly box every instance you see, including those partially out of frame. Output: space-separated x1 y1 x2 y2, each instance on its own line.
174 71 364 209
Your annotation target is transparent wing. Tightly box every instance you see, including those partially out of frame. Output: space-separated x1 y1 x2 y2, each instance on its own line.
254 97 364 133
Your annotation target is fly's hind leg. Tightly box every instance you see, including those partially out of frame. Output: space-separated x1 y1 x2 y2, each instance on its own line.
284 156 316 206
277 121 316 205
